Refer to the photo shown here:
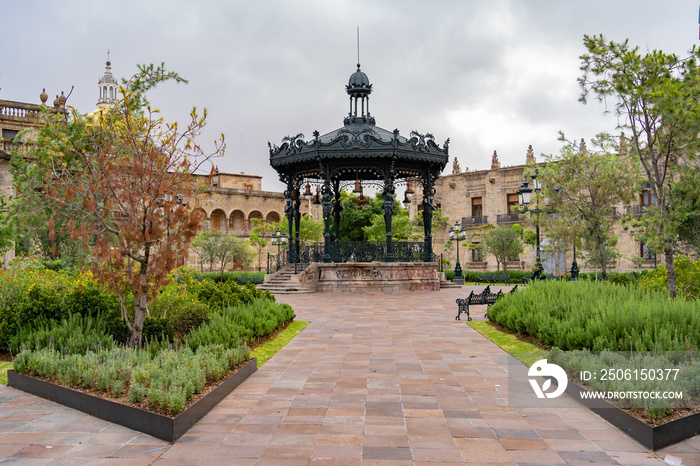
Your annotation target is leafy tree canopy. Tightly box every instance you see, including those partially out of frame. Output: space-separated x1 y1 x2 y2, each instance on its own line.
579 34 700 295
14 63 224 344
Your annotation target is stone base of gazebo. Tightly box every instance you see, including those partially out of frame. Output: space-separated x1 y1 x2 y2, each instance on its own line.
294 262 440 293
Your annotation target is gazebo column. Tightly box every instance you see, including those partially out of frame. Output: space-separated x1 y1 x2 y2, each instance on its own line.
284 181 295 264
383 177 395 262
332 179 342 261
422 170 435 263
322 175 332 263
293 184 301 264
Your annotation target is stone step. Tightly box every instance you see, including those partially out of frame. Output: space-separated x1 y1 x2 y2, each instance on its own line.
440 282 463 289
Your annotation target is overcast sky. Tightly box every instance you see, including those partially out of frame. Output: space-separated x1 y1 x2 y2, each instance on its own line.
2 0 698 190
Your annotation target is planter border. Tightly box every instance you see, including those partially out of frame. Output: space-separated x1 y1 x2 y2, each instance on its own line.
563 376 700 450
7 357 256 442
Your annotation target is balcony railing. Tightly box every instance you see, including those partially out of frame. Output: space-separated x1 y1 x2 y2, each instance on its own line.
0 99 46 121
462 216 488 226
1 139 28 155
496 213 520 223
604 206 618 217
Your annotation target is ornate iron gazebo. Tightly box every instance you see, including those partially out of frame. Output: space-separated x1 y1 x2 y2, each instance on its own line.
268 62 449 267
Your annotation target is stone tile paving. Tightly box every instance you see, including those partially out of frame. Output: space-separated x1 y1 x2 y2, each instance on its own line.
0 286 697 464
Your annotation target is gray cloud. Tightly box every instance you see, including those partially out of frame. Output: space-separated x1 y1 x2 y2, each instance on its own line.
2 0 697 190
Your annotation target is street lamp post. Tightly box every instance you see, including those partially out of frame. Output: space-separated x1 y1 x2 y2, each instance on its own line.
268 227 288 273
272 227 288 254
570 240 579 281
449 220 466 284
518 169 544 280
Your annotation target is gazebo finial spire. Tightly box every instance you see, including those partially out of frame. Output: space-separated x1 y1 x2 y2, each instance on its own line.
357 26 360 68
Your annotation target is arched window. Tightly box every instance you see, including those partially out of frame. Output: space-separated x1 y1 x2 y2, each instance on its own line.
103 86 107 100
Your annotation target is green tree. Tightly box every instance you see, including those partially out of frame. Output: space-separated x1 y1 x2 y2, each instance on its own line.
14 63 224 344
191 231 217 272
220 234 254 273
9 152 88 264
277 214 323 247
211 232 252 276
338 191 382 241
0 196 15 262
362 194 415 241
671 168 700 256
539 216 573 276
579 34 700 295
249 218 276 271
471 224 524 273
539 134 641 279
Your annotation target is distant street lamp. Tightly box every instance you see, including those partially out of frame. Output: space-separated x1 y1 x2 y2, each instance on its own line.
570 240 579 281
449 220 466 282
271 227 288 254
267 227 289 274
518 169 544 279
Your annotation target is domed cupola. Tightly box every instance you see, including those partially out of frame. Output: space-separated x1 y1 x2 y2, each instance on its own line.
97 53 118 108
344 63 374 125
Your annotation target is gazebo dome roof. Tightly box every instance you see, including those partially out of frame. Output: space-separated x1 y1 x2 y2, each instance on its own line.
268 62 448 182
347 64 371 89
318 121 407 145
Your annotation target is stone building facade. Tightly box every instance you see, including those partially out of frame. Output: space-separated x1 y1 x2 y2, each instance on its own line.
0 91 67 265
0 60 294 271
425 146 658 275
0 60 660 275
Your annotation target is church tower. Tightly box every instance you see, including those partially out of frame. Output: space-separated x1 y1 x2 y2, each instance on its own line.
96 53 118 108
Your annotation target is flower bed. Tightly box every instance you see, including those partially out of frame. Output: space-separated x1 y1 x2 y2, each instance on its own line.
7 358 256 442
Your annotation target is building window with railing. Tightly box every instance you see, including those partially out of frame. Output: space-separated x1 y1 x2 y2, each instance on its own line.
471 243 484 262
640 242 656 261
2 129 19 152
641 183 655 207
497 193 520 223
472 197 482 218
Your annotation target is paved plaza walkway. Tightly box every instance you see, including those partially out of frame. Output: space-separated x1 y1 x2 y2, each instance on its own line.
1 287 699 465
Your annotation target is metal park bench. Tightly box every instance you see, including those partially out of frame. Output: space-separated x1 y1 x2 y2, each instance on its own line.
455 285 518 321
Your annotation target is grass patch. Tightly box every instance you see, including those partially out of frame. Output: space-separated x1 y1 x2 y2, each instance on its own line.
0 361 13 385
251 321 309 368
468 321 544 366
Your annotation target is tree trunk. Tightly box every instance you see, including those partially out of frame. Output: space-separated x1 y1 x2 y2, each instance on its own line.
132 269 148 345
665 247 677 298
596 225 607 280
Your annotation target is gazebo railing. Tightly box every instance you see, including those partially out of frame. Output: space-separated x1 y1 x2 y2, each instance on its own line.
266 245 289 274
268 241 428 273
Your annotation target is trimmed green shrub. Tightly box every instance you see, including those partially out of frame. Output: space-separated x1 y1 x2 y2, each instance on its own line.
640 256 700 301
193 271 266 284
186 299 295 351
8 313 116 354
488 280 700 352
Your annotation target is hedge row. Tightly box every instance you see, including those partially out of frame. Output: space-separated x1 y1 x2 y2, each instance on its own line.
487 280 700 352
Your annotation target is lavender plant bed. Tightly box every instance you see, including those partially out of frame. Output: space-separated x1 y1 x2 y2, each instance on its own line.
7 357 256 442
563 377 700 450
